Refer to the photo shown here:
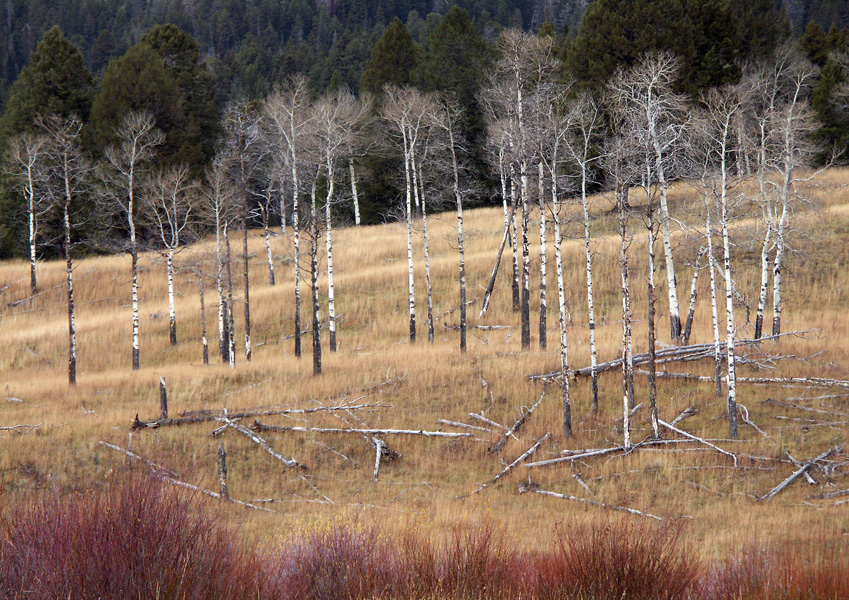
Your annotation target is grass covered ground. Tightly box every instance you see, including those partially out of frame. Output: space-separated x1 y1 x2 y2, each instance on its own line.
1 168 848 588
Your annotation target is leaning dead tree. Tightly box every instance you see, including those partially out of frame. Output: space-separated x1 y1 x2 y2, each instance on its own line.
4 132 47 295
37 115 90 385
101 111 164 370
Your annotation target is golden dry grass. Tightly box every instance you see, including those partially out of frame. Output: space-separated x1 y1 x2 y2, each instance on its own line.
2 168 849 557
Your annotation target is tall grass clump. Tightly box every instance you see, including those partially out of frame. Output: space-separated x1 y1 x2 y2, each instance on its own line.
0 470 269 600
541 519 699 600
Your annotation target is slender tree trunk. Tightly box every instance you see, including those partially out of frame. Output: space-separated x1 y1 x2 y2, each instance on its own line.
263 208 275 286
225 225 236 368
325 164 338 352
520 161 530 349
618 202 631 449
510 165 520 312
580 164 598 411
403 131 416 344
754 171 773 340
538 162 547 350
479 197 518 318
28 192 37 294
292 163 302 358
553 172 570 437
704 188 722 397
499 148 512 249
310 181 321 375
216 220 227 363
772 199 789 337
448 127 466 353
198 265 209 365
167 248 177 345
242 205 251 362
349 157 361 226
64 204 76 385
129 189 139 369
417 155 434 344
681 246 706 346
720 168 737 439
647 219 659 440
658 177 681 341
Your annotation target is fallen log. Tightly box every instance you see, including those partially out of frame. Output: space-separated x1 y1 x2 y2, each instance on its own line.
216 417 302 469
489 392 544 454
466 433 551 497
518 482 663 521
436 419 493 433
658 419 738 467
97 441 270 512
250 421 474 439
761 446 842 501
526 446 623 469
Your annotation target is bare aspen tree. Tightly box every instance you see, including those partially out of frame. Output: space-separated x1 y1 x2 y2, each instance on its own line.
432 96 470 352
412 127 436 343
38 115 88 384
264 76 313 358
253 169 279 286
224 220 236 368
486 30 557 349
701 86 744 439
5 132 47 295
195 260 209 364
344 94 373 227
143 165 194 347
609 53 688 342
222 102 266 362
564 92 602 411
199 160 239 363
101 111 164 370
308 174 321 374
618 183 633 450
383 86 434 344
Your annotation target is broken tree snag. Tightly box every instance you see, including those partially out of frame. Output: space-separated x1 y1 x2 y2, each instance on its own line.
488 392 545 455
218 441 229 500
159 376 168 420
761 446 842 501
518 483 663 521
436 419 493 434
658 419 737 466
217 417 302 469
681 247 706 346
467 433 551 497
372 438 384 481
249 421 474 438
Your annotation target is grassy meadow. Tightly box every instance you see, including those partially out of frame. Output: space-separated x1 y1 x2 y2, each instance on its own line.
1 168 849 586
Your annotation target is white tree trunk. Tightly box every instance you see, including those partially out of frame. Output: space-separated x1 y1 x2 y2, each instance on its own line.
264 210 276 286
553 173 570 437
520 160 530 349
292 163 301 358
28 192 37 295
349 157 361 226
403 130 416 343
65 204 76 385
325 165 337 352
720 174 738 439
580 163 598 411
754 172 773 340
658 176 681 341
538 162 547 350
704 187 722 397
772 198 789 337
416 154 434 343
167 247 177 345
619 204 632 450
215 218 226 363
510 164 520 311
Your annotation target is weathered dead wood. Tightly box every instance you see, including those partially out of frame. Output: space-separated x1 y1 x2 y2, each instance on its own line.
97 441 270 511
216 417 302 469
761 447 842 501
518 482 663 520
764 398 849 417
0 423 41 433
670 407 698 427
809 489 849 500
526 446 623 468
530 332 811 383
159 376 168 420
466 433 551 497
372 438 384 481
436 419 493 433
131 401 390 430
217 441 229 499
250 420 473 439
738 404 769 438
488 392 545 454
786 453 817 485
658 419 738 466
469 413 511 432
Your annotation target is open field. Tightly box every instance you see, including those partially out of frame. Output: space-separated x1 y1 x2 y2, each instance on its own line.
1 168 849 567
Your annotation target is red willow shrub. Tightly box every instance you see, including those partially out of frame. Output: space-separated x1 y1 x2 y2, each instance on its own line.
541 519 700 600
0 471 271 600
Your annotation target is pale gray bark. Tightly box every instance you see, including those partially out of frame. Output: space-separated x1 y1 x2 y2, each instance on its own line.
349 157 361 226
537 161 547 350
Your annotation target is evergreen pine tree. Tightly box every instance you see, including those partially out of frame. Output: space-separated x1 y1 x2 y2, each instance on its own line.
360 17 418 94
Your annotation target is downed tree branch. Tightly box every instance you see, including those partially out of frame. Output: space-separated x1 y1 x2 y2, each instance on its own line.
764 398 849 417
97 441 270 511
526 446 623 469
761 446 842 501
0 423 41 433
437 419 493 433
466 433 551 497
518 482 663 520
250 421 473 439
216 417 302 469
658 419 738 467
738 404 769 438
489 392 545 454
787 453 817 485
